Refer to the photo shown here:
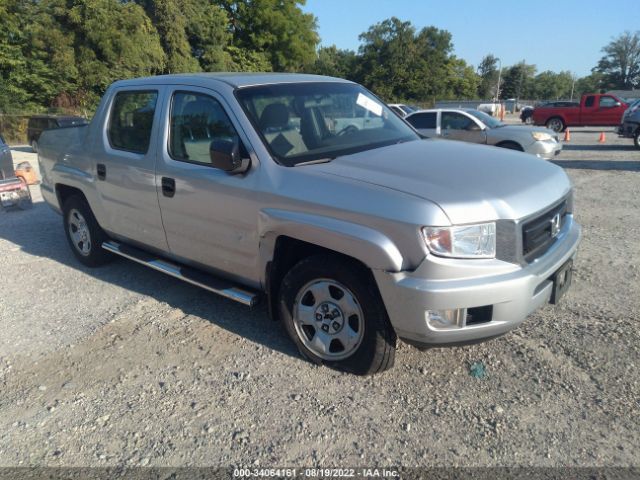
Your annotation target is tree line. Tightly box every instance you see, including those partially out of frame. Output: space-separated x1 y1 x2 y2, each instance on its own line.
1 1 638 115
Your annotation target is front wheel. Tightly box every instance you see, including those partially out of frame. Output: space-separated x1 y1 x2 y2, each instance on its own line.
279 255 396 375
62 195 113 267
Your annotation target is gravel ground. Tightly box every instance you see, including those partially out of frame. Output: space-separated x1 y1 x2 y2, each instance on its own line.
0 127 638 469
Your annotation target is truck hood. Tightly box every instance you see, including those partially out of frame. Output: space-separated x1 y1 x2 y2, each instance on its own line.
312 139 570 225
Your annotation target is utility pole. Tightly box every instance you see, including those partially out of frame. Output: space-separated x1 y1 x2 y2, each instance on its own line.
570 73 576 101
495 58 502 103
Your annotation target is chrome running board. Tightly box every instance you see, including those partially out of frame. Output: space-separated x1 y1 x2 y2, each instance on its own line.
102 240 259 307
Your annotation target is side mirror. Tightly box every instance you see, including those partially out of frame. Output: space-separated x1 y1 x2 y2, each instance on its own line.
209 138 250 174
614 101 622 107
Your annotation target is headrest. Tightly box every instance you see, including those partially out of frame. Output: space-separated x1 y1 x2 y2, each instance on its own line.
259 103 289 130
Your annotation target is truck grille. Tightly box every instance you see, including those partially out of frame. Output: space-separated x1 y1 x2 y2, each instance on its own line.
522 200 567 263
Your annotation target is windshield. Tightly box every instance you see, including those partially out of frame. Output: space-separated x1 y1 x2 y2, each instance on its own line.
236 82 419 166
467 109 503 129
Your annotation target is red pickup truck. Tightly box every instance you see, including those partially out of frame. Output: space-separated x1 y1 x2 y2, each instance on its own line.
532 93 628 132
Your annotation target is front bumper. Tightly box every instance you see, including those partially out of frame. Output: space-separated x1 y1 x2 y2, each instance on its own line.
374 215 581 346
618 121 639 138
526 139 562 159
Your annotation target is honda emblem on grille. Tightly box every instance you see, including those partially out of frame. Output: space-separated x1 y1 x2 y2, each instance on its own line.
550 213 561 237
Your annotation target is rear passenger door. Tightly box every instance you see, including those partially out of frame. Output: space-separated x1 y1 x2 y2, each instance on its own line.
155 87 260 284
406 111 438 137
95 86 169 251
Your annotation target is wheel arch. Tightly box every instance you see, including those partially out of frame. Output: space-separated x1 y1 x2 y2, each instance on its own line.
258 209 404 321
495 140 524 151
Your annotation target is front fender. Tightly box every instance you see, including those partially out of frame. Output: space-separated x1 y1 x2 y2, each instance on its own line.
258 208 404 276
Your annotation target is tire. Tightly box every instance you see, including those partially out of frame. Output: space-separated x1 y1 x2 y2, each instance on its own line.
278 254 396 375
62 195 113 267
545 117 565 133
634 130 640 149
524 116 533 125
31 140 38 153
496 141 524 151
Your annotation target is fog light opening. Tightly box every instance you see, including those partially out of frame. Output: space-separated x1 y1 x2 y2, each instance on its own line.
426 308 467 329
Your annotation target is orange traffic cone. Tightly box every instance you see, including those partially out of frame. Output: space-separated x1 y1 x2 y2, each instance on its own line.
598 131 606 143
563 129 571 142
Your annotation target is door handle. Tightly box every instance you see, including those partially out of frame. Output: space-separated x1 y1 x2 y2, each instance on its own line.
161 177 175 197
96 164 106 180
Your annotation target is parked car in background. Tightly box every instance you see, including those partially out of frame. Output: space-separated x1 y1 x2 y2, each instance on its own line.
28 115 88 152
37 73 580 375
521 102 578 125
406 108 562 159
387 103 418 117
0 134 32 209
618 98 640 149
532 94 627 132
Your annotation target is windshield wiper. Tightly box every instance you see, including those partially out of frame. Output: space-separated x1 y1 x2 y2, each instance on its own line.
294 157 336 167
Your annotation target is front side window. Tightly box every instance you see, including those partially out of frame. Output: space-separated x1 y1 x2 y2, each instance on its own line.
108 91 158 154
599 96 618 108
236 82 418 166
441 112 473 130
169 92 240 165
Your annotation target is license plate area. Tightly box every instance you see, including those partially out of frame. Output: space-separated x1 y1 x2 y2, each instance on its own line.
550 259 573 304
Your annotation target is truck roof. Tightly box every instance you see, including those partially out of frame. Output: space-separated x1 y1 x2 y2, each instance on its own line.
112 72 352 89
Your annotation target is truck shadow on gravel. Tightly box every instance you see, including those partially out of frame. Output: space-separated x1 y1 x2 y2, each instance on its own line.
552 159 640 172
0 202 300 360
562 144 637 151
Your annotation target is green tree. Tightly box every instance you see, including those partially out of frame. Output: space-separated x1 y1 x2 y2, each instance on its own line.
500 62 536 99
477 54 499 99
357 18 456 102
594 31 640 89
308 46 358 79
574 72 605 96
533 70 573 100
445 57 479 99
218 0 319 71
182 0 231 71
138 0 200 74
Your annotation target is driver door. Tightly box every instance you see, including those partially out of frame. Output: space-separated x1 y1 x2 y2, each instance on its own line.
154 87 261 284
441 111 487 144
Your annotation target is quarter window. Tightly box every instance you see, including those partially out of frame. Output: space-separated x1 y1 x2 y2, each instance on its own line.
169 92 240 165
584 96 595 107
108 91 158 154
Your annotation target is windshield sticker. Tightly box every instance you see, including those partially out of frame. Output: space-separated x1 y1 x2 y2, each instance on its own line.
356 93 383 117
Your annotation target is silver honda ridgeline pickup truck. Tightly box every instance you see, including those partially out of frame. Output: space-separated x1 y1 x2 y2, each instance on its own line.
38 74 581 375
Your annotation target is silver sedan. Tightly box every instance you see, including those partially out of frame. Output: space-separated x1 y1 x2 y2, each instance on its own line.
406 108 562 159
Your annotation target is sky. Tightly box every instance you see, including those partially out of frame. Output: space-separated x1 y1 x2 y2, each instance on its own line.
301 0 638 78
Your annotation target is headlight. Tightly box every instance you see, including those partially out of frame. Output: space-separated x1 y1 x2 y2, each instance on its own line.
532 132 553 141
422 223 496 259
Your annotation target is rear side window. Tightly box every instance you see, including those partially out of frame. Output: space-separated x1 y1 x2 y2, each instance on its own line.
599 96 618 108
585 96 595 107
441 112 473 130
108 91 158 154
169 92 240 165
407 112 437 129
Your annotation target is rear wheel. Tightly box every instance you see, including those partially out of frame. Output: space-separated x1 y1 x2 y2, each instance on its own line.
279 254 396 375
62 195 113 267
545 117 565 132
